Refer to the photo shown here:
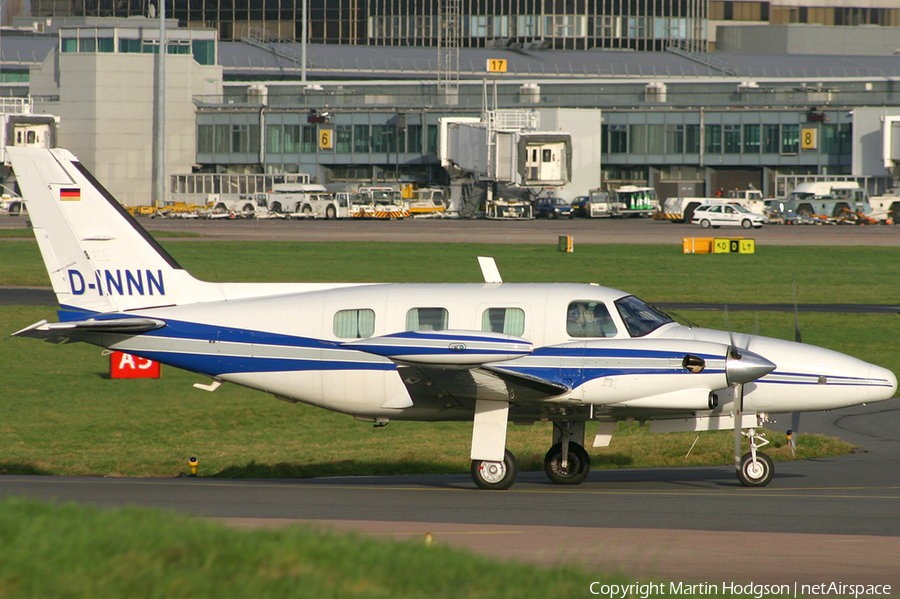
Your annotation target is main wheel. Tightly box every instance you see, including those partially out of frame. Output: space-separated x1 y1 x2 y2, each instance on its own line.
741 219 752 229
543 442 591 485
471 449 517 490
737 451 773 487
700 219 711 229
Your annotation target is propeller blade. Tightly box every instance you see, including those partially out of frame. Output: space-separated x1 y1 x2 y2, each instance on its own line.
789 411 801 456
792 281 802 344
733 383 744 472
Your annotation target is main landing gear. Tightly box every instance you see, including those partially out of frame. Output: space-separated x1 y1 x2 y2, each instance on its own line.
471 450 518 490
469 419 592 490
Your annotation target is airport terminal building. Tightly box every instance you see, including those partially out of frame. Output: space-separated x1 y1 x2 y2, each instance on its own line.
2 15 900 206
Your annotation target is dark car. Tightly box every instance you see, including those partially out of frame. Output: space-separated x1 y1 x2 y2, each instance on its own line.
535 197 574 219
570 196 590 217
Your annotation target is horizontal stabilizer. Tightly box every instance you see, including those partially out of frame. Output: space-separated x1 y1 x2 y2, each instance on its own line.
342 330 533 366
13 317 166 343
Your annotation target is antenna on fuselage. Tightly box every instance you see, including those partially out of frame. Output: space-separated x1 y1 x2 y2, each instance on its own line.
477 256 503 284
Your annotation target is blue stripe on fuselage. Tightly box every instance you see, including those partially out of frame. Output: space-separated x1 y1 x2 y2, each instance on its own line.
134 350 396 378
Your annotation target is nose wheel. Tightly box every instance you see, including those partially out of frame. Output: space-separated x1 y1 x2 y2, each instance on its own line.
736 427 773 487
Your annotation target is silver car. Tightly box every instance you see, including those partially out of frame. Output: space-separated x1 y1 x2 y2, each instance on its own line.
691 203 767 229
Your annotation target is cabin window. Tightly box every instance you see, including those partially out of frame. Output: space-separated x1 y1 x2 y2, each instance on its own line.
566 301 617 338
406 307 448 331
481 308 525 336
333 309 375 339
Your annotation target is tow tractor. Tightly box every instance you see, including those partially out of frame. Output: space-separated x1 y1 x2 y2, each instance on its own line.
350 186 410 219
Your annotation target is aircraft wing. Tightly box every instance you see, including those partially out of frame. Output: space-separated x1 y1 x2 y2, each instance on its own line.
344 329 570 407
13 317 166 344
341 330 534 366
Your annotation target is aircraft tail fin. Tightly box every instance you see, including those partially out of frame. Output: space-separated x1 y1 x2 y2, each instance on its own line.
8 147 221 314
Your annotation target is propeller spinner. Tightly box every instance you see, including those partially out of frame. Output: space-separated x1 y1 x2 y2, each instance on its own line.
725 346 776 386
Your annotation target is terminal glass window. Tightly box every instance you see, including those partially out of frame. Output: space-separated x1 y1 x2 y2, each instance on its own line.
231 125 249 153
61 38 77 53
302 125 317 153
407 124 423 153
334 309 375 339
119 38 141 53
406 308 448 331
685 125 700 153
371 125 396 153
354 125 370 152
648 125 664 154
284 125 300 154
723 125 741 153
762 125 780 153
97 37 114 52
266 125 283 154
214 124 229 153
192 40 216 65
743 125 760 154
197 125 213 153
705 125 722 153
666 125 684 154
566 302 617 338
608 125 627 153
427 125 439 154
629 125 647 153
781 124 799 154
336 125 352 153
482 308 525 336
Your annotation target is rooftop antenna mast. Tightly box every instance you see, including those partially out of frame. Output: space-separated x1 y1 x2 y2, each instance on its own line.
437 0 460 105
152 1 166 210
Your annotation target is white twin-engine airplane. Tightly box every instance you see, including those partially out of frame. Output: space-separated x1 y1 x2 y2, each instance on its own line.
9 147 897 490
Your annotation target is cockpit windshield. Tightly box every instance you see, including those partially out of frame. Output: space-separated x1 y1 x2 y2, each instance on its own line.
614 295 673 337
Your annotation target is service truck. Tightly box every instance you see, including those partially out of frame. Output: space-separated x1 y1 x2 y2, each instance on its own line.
350 185 410 218
262 183 347 219
662 189 766 223
777 181 868 218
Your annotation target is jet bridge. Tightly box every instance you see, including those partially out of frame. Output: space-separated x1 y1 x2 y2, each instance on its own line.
440 108 601 216
441 110 579 216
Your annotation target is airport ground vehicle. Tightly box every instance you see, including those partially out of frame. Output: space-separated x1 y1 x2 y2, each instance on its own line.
609 186 658 217
535 197 573 218
351 186 410 219
485 196 533 219
691 203 767 229
265 183 340 218
571 190 612 218
779 182 868 218
572 188 651 218
406 188 446 216
663 190 766 223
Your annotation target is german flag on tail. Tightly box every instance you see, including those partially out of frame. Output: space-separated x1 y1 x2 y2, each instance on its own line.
60 188 81 201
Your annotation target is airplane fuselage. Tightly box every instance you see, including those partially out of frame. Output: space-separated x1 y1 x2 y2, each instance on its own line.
67 282 895 425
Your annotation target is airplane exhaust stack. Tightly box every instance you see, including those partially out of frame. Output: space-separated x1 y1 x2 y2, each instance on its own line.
725 347 776 386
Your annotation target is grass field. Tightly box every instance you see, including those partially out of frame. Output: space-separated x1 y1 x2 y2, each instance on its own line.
1 236 896 598
0 497 635 599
